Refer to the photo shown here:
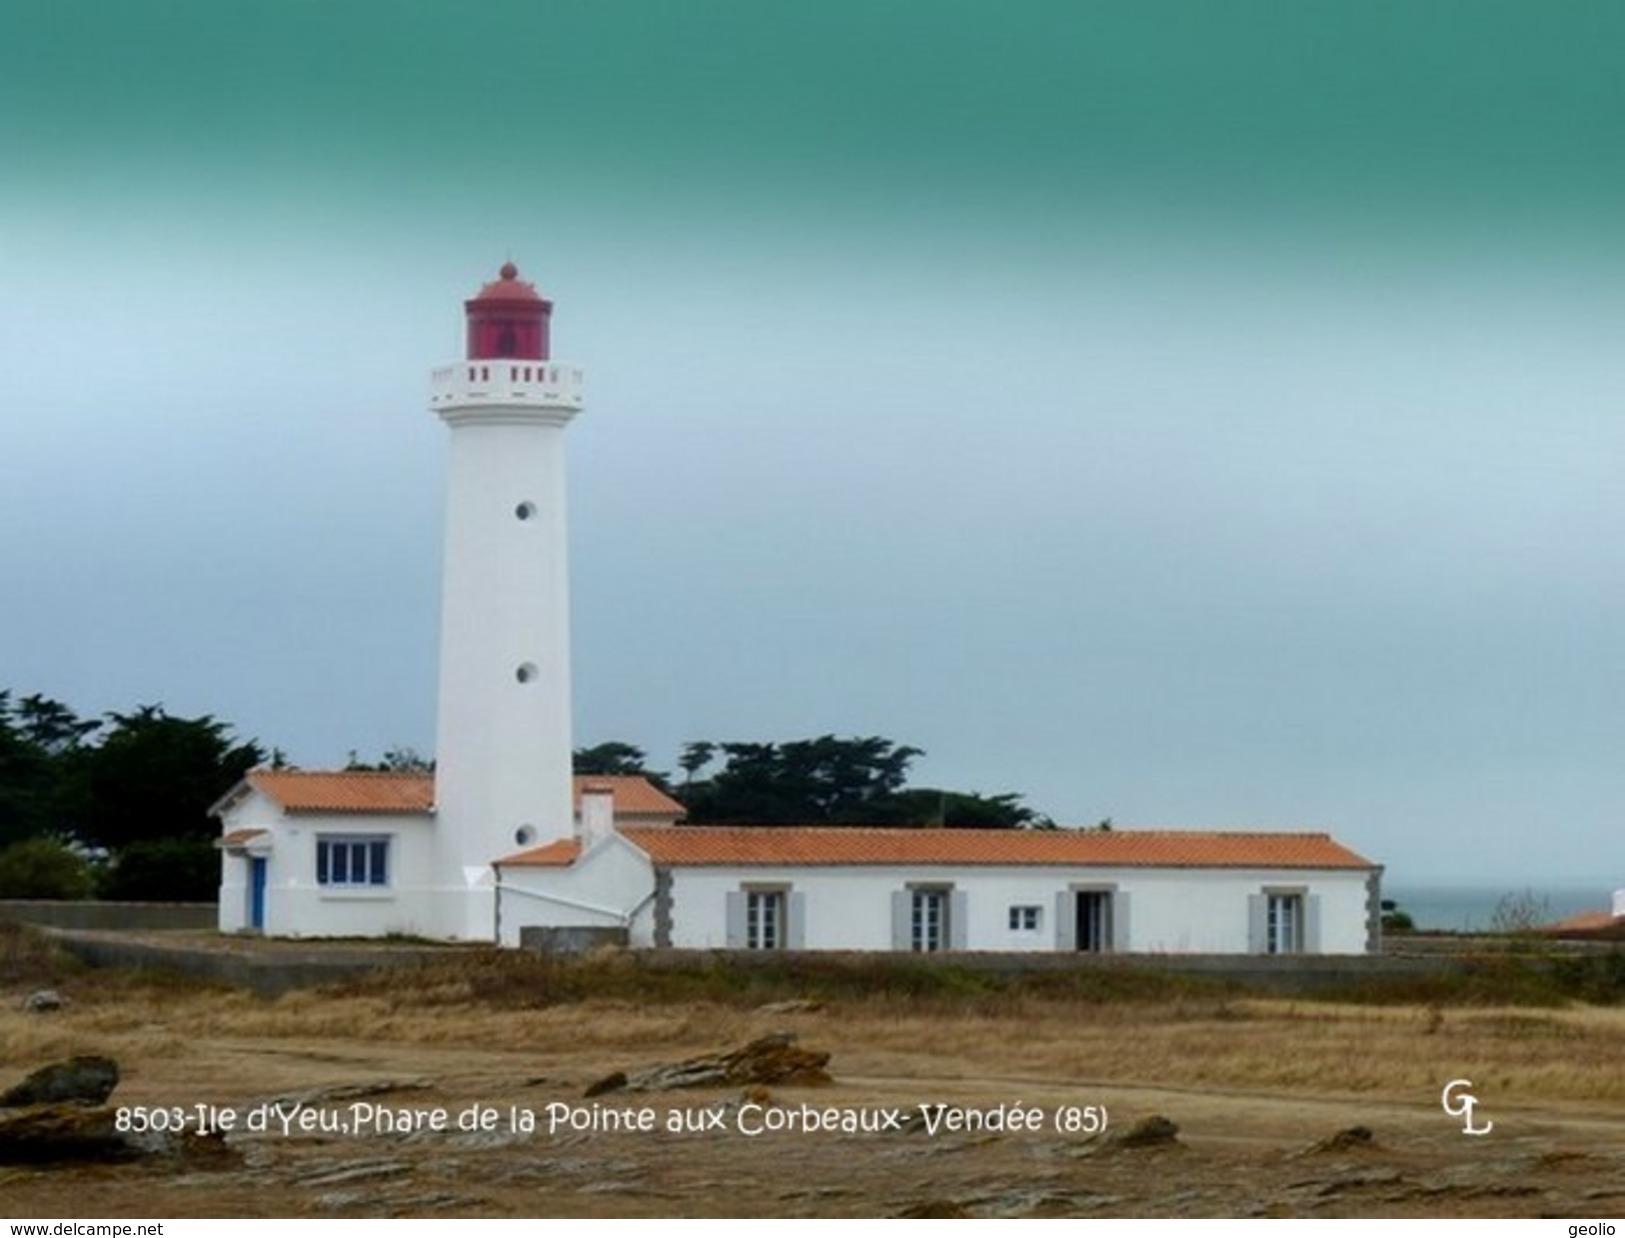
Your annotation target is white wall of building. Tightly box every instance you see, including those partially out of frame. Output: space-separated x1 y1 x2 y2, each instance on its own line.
217 788 284 933
218 800 441 938
223 793 1376 953
663 864 1374 954
494 836 657 948
218 851 250 932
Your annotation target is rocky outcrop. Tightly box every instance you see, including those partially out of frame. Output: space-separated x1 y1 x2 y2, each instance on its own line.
584 1032 832 1095
1107 1114 1181 1150
1295 1125 1376 1157
752 998 824 1015
0 1104 131 1164
0 1056 239 1167
1 1056 118 1107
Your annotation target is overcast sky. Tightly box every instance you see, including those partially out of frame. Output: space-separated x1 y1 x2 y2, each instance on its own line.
4 2 1624 887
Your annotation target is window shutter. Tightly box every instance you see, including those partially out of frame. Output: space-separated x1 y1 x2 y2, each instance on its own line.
1111 891 1131 953
948 890 969 950
787 891 806 949
1303 894 1322 954
1055 892 1076 951
891 891 911 950
1247 894 1267 954
725 891 746 948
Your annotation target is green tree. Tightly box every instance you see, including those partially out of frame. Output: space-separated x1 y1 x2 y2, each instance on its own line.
99 837 220 902
573 741 649 776
573 741 670 789
675 735 1047 828
0 837 95 899
2 690 269 900
677 741 716 785
14 694 100 756
0 694 50 846
0 692 98 846
346 746 433 772
72 705 264 851
679 735 912 824
870 788 1047 829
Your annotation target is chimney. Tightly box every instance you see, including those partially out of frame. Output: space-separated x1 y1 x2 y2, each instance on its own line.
579 784 615 848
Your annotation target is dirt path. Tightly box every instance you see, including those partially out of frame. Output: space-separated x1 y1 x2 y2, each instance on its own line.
5 1032 1622 1218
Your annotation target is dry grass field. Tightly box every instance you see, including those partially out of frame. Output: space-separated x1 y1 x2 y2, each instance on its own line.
1 926 1622 1218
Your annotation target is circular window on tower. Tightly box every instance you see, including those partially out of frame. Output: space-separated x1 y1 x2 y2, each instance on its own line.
515 824 537 847
516 662 538 684
515 501 536 521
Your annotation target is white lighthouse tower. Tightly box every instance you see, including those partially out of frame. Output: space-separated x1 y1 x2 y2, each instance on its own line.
427 263 584 940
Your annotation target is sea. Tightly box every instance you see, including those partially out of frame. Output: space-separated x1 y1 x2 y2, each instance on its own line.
1384 883 1616 933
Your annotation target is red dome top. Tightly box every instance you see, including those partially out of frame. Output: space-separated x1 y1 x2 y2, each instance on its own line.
469 261 543 303
463 261 553 360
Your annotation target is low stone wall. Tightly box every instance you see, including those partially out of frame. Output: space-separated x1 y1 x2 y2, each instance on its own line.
631 948 1460 994
0 900 217 931
520 925 630 954
51 933 456 997
40 932 1507 998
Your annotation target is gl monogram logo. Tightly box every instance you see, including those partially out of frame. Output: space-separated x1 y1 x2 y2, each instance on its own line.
1441 1078 1494 1136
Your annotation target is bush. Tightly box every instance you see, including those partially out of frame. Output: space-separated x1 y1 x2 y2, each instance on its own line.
0 921 82 985
100 836 220 901
0 837 95 899
1489 888 1551 935
1551 949 1625 1005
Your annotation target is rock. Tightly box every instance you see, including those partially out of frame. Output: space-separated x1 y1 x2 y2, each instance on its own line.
257 1079 433 1109
1296 1125 1375 1156
0 1090 238 1167
169 1130 240 1166
1108 1115 1180 1149
0 1056 119 1107
21 990 66 1013
753 999 824 1015
585 1032 832 1095
1315 1168 1402 1197
582 1071 628 1098
0 1105 129 1164
897 1199 971 1218
298 1159 412 1188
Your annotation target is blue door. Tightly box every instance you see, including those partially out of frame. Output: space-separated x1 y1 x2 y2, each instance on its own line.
249 857 267 931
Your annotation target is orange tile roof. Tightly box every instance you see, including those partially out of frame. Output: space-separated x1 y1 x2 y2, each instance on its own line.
500 825 1375 869
573 775 685 817
499 838 582 868
1542 908 1625 939
247 770 435 814
217 828 268 848
236 769 684 818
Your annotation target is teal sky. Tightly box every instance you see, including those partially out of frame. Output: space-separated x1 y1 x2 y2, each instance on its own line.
5 3 1625 888
9 2 1625 244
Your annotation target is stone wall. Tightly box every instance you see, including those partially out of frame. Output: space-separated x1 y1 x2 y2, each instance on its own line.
0 901 218 931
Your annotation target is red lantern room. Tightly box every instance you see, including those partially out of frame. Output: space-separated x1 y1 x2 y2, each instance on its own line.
465 262 552 360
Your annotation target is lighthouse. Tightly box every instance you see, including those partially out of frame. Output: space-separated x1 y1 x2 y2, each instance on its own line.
427 263 585 940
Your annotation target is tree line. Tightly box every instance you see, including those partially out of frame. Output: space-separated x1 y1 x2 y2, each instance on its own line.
0 691 262 900
574 736 1049 829
0 686 1054 902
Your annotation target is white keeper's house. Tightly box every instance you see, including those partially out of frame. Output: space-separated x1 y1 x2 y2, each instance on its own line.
215 264 1383 954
